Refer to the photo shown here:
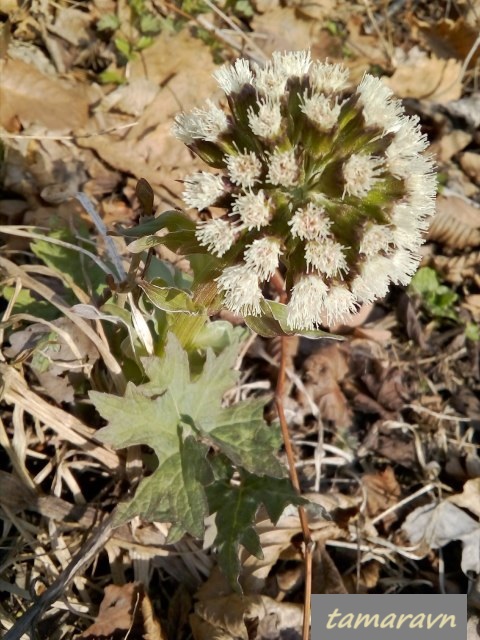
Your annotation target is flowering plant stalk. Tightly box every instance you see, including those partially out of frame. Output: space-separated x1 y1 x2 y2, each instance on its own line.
169 49 437 639
118 50 437 640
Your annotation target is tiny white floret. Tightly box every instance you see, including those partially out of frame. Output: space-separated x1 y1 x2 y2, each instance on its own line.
231 190 272 230
216 264 263 316
172 100 228 144
300 92 341 131
195 218 236 257
273 50 311 77
248 100 282 139
357 74 403 132
225 151 262 189
305 238 348 277
287 274 329 330
289 202 332 241
267 148 299 187
310 61 350 94
183 172 225 210
325 285 357 326
342 153 384 198
244 237 282 281
359 224 394 256
214 58 253 95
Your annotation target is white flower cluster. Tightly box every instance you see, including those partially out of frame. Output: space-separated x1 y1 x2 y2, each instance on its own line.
172 51 436 329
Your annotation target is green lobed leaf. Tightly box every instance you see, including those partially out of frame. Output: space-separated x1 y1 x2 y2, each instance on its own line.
204 400 285 477
206 473 307 591
91 335 239 528
115 434 213 539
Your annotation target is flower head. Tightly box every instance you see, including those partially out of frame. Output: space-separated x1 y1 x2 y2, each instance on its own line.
216 265 263 316
183 172 225 210
244 237 282 281
173 50 437 329
196 218 237 257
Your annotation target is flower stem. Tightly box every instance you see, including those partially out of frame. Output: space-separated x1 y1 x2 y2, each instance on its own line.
272 278 313 640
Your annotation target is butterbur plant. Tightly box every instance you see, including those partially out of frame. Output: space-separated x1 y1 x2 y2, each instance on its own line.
87 51 436 640
173 50 436 329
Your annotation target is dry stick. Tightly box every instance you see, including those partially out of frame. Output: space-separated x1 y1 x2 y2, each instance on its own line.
271 273 314 640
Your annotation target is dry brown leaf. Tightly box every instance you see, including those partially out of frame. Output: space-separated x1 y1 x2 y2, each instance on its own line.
191 594 303 640
432 251 480 285
360 420 417 466
448 478 480 519
80 583 141 638
428 195 480 249
290 0 346 21
460 152 480 185
239 496 347 593
417 17 480 69
312 544 348 594
299 343 352 427
402 499 480 575
80 583 165 639
0 58 89 131
79 30 218 208
345 15 390 70
49 7 93 47
361 466 401 519
342 560 381 594
430 129 472 163
384 56 462 103
101 78 159 117
352 327 392 344
251 7 335 59
463 294 480 321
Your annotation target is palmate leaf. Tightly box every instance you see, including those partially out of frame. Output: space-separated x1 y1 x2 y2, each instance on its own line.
206 472 307 591
115 434 213 540
90 333 284 542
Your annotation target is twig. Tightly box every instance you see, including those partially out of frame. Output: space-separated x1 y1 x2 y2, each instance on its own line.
3 515 115 640
201 0 267 62
0 122 138 141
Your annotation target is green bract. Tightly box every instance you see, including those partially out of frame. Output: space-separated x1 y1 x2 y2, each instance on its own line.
172 51 437 329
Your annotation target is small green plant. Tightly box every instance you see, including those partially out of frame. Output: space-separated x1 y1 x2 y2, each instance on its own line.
96 0 175 82
409 267 458 321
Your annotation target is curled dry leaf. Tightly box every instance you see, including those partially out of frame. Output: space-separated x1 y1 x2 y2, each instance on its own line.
432 251 480 285
191 594 303 640
416 17 480 70
298 342 351 429
430 129 471 163
311 544 348 595
0 58 89 131
403 481 480 576
360 420 417 467
460 152 480 185
239 493 358 594
80 582 165 639
361 466 402 521
428 195 480 249
384 55 462 103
